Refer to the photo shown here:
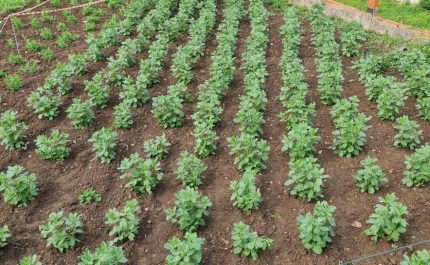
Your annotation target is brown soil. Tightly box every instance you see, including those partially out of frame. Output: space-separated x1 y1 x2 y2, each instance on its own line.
0 1 430 265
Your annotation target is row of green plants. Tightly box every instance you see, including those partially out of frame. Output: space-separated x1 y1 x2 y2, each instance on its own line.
152 0 217 129
308 3 344 105
190 0 244 158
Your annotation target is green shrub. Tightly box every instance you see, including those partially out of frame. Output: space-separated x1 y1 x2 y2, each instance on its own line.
297 201 336 254
88 127 118 163
105 199 140 242
118 154 163 194
39 211 84 252
165 186 213 232
35 129 70 161
0 110 28 150
353 156 387 194
364 193 408 242
164 232 205 265
232 221 274 260
66 99 94 129
143 134 170 160
402 145 430 187
175 151 207 188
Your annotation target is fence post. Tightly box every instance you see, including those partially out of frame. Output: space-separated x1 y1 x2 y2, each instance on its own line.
367 0 379 16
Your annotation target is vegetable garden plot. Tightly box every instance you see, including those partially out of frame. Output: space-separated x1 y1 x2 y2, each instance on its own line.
0 0 430 264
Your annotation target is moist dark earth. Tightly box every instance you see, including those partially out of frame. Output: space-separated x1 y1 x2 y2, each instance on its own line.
0 1 429 264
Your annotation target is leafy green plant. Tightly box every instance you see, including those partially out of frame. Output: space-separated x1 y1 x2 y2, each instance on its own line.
79 188 101 204
39 211 84 252
8 53 25 65
44 63 72 95
364 193 408 242
50 0 61 8
105 199 140 242
41 47 54 61
0 70 5 78
11 16 24 30
230 170 262 214
30 16 41 29
416 97 430 121
164 232 206 265
19 60 40 74
0 110 28 150
281 122 320 161
41 11 56 23
84 21 96 31
4 74 23 91
84 79 109 108
79 241 128 265
227 132 270 172
35 129 70 161
285 156 329 201
365 75 394 101
119 76 149 108
118 154 163 194
66 98 94 129
339 20 366 57
143 134 170 160
401 249 430 265
165 186 213 232
175 151 207 188
113 101 133 129
19 254 42 265
57 22 67 32
0 225 11 248
152 95 184 128
297 200 336 254
27 89 60 120
402 145 430 187
68 54 88 75
88 127 118 163
231 221 274 260
376 83 408 120
40 28 53 40
24 38 43 52
394 115 422 150
194 123 219 158
353 156 387 194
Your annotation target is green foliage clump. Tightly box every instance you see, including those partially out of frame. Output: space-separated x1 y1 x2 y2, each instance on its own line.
19 60 40 74
143 134 170 160
88 127 118 164
297 201 336 254
84 79 110 108
39 211 84 252
164 232 206 265
27 88 60 120
0 225 11 248
19 254 42 265
105 199 140 242
401 249 430 265
402 145 430 187
227 132 270 172
281 122 320 161
230 170 262 214
68 54 88 75
40 28 53 40
35 129 70 161
4 74 23 91
24 37 43 52
339 20 366 57
11 16 24 30
165 186 212 232
79 241 127 265
0 165 38 207
353 156 387 194
393 115 422 150
416 97 430 121
79 188 101 204
285 156 329 201
193 123 219 158
118 154 163 194
66 99 94 129
0 110 28 150
175 151 206 188
231 221 274 260
41 47 55 61
8 53 25 65
376 82 408 120
113 101 133 129
152 95 184 128
364 193 408 243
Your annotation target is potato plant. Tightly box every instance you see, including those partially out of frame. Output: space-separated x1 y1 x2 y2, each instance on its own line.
39 211 84 253
175 151 207 188
143 134 170 160
281 122 320 161
364 193 408 242
28 89 60 120
88 127 118 163
165 186 213 232
402 145 430 187
231 221 274 260
79 241 127 265
230 170 262 214
66 98 94 129
4 74 24 91
393 115 422 150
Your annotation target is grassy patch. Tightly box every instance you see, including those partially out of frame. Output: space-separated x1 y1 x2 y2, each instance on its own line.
0 0 36 14
335 0 430 30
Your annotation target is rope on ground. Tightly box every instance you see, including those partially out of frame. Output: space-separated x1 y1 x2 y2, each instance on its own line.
339 239 430 265
0 0 105 34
